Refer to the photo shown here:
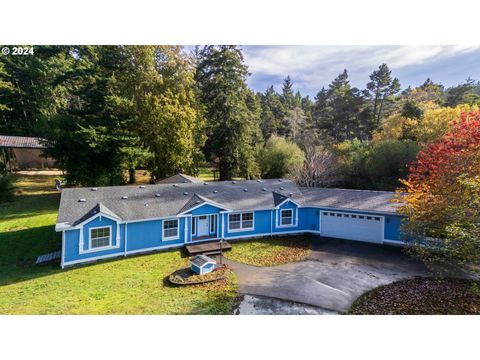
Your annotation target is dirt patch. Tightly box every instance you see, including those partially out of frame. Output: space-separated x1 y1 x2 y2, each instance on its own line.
349 277 480 315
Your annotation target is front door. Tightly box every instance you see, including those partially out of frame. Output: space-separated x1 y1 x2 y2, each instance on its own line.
197 216 209 237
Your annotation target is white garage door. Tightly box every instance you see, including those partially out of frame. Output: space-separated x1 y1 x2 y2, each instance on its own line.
320 211 383 244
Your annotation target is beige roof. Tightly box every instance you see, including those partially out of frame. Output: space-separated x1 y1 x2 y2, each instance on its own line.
155 173 203 184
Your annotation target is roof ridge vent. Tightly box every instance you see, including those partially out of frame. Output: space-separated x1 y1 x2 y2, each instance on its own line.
232 181 237 184
213 190 218 193
173 184 178 187
155 193 161 198
243 188 248 192
91 187 97 191
280 187 285 190
121 196 128 200
78 198 86 202
262 188 267 191
289 192 293 197
257 179 262 183
204 182 209 185
139 185 146 189
183 191 189 195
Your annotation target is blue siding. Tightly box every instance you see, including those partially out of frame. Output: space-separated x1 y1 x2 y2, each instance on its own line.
64 216 125 264
62 201 405 267
127 218 185 252
224 210 272 238
189 204 223 216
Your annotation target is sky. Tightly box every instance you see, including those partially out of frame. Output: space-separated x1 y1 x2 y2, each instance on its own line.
186 45 480 98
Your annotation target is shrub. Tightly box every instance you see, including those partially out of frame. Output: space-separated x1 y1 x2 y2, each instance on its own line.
257 135 305 178
0 173 15 202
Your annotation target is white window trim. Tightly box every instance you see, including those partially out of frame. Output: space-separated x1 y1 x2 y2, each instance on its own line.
228 212 255 233
88 225 113 252
163 218 180 241
278 208 294 227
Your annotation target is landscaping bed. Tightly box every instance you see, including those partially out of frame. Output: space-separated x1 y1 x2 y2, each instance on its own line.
225 235 312 266
169 266 231 285
349 277 480 315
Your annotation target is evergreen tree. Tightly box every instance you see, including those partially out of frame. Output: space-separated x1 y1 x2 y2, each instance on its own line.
366 63 401 125
258 86 286 138
44 46 144 186
312 70 372 141
280 75 295 110
0 62 13 112
0 46 74 135
195 46 260 180
444 78 480 107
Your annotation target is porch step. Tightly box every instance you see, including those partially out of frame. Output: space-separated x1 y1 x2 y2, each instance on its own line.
185 241 232 256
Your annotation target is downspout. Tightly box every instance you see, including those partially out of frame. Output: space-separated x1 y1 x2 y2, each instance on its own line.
270 210 273 237
124 223 128 256
61 231 65 269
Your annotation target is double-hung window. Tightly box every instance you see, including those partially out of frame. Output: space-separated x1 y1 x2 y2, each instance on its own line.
163 219 179 240
228 212 254 231
90 227 111 249
280 209 293 226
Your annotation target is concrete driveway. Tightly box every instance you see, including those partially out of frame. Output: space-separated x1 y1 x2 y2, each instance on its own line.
225 238 428 314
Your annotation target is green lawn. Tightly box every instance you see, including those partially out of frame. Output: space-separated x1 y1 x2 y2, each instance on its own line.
0 174 237 314
225 236 312 267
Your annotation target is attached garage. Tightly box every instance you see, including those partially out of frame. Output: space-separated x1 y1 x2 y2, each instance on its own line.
320 211 383 244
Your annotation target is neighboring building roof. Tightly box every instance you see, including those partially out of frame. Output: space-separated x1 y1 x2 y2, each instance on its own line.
155 173 203 184
300 187 399 214
190 255 216 268
56 179 303 227
0 135 46 149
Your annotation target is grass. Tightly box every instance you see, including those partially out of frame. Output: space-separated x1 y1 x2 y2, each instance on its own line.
225 235 312 267
349 277 480 315
0 174 237 314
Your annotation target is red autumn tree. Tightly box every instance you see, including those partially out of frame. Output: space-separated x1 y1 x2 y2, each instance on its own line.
397 110 480 268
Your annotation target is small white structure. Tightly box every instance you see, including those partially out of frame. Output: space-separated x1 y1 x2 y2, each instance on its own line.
190 255 216 275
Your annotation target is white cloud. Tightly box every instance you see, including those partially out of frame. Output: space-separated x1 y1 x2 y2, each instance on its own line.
242 45 480 95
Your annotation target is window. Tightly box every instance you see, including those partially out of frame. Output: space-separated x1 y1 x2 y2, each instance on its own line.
336 213 342 217
343 214 349 218
210 215 216 233
351 215 357 219
367 216 372 220
374 217 381 221
330 213 335 216
323 212 328 215
90 227 111 249
280 209 293 226
241 213 254 229
163 219 179 239
229 212 254 231
229 214 241 230
191 217 196 235
359 215 365 219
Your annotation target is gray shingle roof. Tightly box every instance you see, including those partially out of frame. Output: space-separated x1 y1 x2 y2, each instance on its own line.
300 187 399 214
73 203 121 225
190 255 216 267
155 173 203 184
56 179 303 227
0 135 46 149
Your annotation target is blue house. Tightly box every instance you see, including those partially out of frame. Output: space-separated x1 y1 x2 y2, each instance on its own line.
55 176 404 268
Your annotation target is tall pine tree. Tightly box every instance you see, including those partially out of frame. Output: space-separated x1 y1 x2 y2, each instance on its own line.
195 46 260 180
